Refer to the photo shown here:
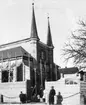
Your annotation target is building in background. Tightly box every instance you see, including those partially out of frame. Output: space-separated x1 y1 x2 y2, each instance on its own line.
0 3 60 102
59 67 79 84
59 67 79 79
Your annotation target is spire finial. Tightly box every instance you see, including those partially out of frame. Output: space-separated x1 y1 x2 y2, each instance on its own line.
32 0 34 6
47 13 49 20
32 2 34 6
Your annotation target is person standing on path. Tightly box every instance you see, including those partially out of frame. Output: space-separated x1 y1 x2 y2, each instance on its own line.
56 92 63 105
49 86 56 105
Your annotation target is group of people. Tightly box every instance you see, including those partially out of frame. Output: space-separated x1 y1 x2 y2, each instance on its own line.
19 86 63 105
49 86 63 105
19 87 44 103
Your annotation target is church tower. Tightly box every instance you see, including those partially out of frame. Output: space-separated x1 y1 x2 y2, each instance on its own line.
30 3 39 61
47 16 54 81
47 17 54 48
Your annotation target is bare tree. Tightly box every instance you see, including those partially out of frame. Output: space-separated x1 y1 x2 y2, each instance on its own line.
62 20 86 70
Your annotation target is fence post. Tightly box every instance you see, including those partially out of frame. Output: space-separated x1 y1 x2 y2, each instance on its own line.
0 94 3 103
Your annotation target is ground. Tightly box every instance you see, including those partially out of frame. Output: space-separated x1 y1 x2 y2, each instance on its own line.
0 102 46 105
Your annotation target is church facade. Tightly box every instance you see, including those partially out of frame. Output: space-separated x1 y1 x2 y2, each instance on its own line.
0 3 59 102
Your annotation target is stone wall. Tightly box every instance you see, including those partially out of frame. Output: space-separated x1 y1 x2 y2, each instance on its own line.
0 81 26 103
44 78 80 105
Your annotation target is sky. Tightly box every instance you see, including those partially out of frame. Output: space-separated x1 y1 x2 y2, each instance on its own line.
0 0 86 68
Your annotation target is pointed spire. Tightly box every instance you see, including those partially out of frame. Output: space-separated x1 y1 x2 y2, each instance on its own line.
30 3 39 40
47 16 54 48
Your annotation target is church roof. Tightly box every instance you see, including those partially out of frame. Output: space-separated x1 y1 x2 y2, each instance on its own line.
30 3 39 40
0 46 30 60
47 17 53 47
59 67 79 74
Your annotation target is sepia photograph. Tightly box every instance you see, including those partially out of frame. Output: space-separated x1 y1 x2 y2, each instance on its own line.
0 0 85 105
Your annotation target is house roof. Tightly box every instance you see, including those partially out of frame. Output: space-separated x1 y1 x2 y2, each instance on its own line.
0 46 31 60
59 67 79 74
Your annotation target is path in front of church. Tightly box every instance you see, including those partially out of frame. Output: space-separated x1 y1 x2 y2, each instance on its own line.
1 102 47 105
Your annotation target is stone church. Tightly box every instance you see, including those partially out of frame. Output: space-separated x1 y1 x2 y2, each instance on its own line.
0 3 60 102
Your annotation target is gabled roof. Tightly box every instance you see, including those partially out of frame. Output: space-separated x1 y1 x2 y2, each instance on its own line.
59 67 79 74
0 38 30 49
0 46 30 60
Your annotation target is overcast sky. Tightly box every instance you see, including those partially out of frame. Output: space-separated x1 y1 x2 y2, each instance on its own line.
0 0 86 68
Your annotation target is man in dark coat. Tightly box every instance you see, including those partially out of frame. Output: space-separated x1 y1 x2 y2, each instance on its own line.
49 86 56 105
57 92 63 105
19 91 23 103
19 91 26 103
39 87 43 102
39 87 43 98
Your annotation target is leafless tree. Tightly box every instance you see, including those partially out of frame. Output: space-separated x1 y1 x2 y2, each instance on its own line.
62 19 86 70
